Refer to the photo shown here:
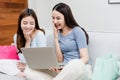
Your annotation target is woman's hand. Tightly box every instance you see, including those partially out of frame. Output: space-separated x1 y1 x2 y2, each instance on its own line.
23 32 31 42
54 26 64 62
50 67 63 73
23 32 31 48
54 27 58 40
17 62 26 72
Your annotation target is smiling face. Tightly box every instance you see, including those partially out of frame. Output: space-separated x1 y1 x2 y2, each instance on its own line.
21 16 35 35
52 10 66 30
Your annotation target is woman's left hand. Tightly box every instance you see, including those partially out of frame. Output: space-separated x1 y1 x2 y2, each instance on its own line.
50 67 63 73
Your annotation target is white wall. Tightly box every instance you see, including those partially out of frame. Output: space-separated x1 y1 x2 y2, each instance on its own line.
28 0 120 32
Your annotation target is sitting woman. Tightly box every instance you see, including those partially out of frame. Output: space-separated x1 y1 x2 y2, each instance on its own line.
51 3 91 80
0 8 46 79
13 8 46 77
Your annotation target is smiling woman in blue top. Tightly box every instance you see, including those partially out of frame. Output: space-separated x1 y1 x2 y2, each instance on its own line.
52 3 89 64
51 2 90 80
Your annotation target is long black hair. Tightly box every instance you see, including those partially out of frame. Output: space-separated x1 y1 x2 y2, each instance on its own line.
52 3 89 44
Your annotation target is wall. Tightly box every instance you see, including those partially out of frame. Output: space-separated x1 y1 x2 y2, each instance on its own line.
28 0 120 32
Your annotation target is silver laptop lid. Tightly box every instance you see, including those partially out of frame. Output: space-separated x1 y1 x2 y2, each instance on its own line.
21 47 59 69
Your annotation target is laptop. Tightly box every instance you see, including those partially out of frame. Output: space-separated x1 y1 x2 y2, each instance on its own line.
21 47 61 69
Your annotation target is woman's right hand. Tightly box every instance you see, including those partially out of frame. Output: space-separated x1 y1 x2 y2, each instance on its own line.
23 32 31 48
54 27 59 40
23 32 31 42
17 62 26 72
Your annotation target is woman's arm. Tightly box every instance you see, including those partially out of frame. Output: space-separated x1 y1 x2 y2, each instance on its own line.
73 27 89 64
54 27 63 62
25 41 31 48
55 39 63 62
24 33 31 48
79 48 89 64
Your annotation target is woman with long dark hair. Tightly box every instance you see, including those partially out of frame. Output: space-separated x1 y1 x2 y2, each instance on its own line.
51 3 91 80
15 8 46 51
13 8 46 77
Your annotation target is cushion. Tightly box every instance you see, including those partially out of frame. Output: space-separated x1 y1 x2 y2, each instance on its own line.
0 45 19 60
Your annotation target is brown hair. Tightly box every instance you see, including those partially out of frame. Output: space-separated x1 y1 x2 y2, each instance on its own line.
17 8 45 51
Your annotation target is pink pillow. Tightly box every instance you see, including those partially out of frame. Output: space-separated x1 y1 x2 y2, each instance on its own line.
0 45 19 60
